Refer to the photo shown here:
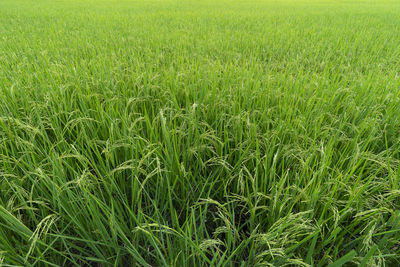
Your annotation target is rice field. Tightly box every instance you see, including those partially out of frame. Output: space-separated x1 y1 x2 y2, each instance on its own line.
1 0 400 266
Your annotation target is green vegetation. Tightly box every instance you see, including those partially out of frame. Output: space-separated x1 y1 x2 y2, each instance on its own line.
1 0 400 265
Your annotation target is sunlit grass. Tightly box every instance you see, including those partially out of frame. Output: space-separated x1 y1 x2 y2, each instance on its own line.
0 0 400 266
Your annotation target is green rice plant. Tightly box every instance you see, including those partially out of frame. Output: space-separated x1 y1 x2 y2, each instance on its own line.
1 0 400 265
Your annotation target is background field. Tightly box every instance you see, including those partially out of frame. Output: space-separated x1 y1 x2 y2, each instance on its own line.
1 0 400 266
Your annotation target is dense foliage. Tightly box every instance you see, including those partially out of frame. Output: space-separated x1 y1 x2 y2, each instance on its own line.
0 0 400 265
